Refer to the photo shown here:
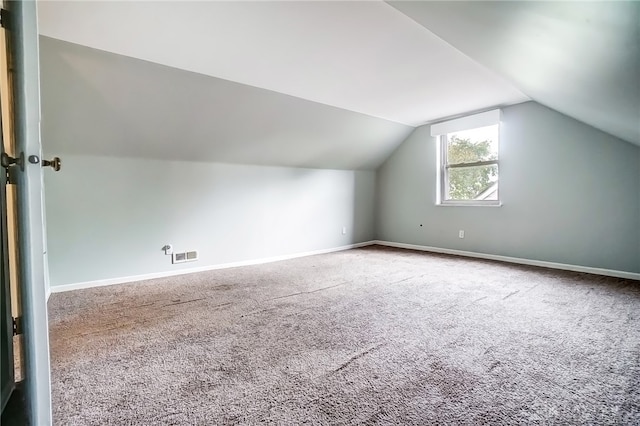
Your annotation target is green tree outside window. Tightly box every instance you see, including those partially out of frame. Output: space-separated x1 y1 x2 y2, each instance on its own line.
446 135 498 200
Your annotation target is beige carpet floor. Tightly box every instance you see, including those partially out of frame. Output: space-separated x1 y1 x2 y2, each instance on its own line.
48 246 640 425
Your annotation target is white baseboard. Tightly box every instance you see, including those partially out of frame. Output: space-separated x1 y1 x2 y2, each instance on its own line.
373 240 640 281
49 241 376 294
48 239 639 294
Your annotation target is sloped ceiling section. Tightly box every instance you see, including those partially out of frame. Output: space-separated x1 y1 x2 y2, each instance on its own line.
37 1 528 126
38 0 637 167
389 1 640 146
39 37 412 170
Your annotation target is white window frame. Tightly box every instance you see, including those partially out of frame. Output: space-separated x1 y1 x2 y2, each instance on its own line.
432 109 502 207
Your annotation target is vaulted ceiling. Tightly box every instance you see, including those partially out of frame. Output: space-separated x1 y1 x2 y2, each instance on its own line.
37 1 639 170
389 1 640 146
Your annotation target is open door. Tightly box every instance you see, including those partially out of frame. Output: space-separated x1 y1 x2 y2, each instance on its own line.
0 0 17 414
0 96 15 416
1 1 52 424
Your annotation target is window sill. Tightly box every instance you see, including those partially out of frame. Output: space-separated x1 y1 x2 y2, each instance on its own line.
436 201 503 207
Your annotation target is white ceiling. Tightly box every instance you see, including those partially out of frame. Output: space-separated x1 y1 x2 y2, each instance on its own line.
389 1 640 145
36 1 529 127
36 0 639 165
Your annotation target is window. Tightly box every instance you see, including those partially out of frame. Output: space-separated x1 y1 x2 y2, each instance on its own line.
431 110 501 206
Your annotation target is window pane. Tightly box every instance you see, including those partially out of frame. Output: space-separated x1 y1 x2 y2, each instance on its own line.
446 164 498 201
447 124 498 165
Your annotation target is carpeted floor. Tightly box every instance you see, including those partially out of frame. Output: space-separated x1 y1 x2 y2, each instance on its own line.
48 246 640 425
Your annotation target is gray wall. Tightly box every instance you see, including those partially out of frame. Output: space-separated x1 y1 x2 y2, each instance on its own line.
39 36 386 289
376 101 640 273
45 156 375 287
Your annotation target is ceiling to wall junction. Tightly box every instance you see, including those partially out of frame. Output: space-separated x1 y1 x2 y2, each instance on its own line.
37 1 639 170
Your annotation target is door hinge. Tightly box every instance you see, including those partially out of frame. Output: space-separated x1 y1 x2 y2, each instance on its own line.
0 9 11 30
6 167 18 184
2 152 24 183
12 316 22 336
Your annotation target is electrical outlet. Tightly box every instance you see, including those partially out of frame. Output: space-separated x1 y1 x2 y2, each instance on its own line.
342 226 347 235
459 230 465 239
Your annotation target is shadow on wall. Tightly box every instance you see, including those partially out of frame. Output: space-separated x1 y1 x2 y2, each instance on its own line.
39 36 412 170
353 170 376 243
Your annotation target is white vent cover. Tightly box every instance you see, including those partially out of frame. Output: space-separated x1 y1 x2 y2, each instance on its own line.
173 250 199 264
